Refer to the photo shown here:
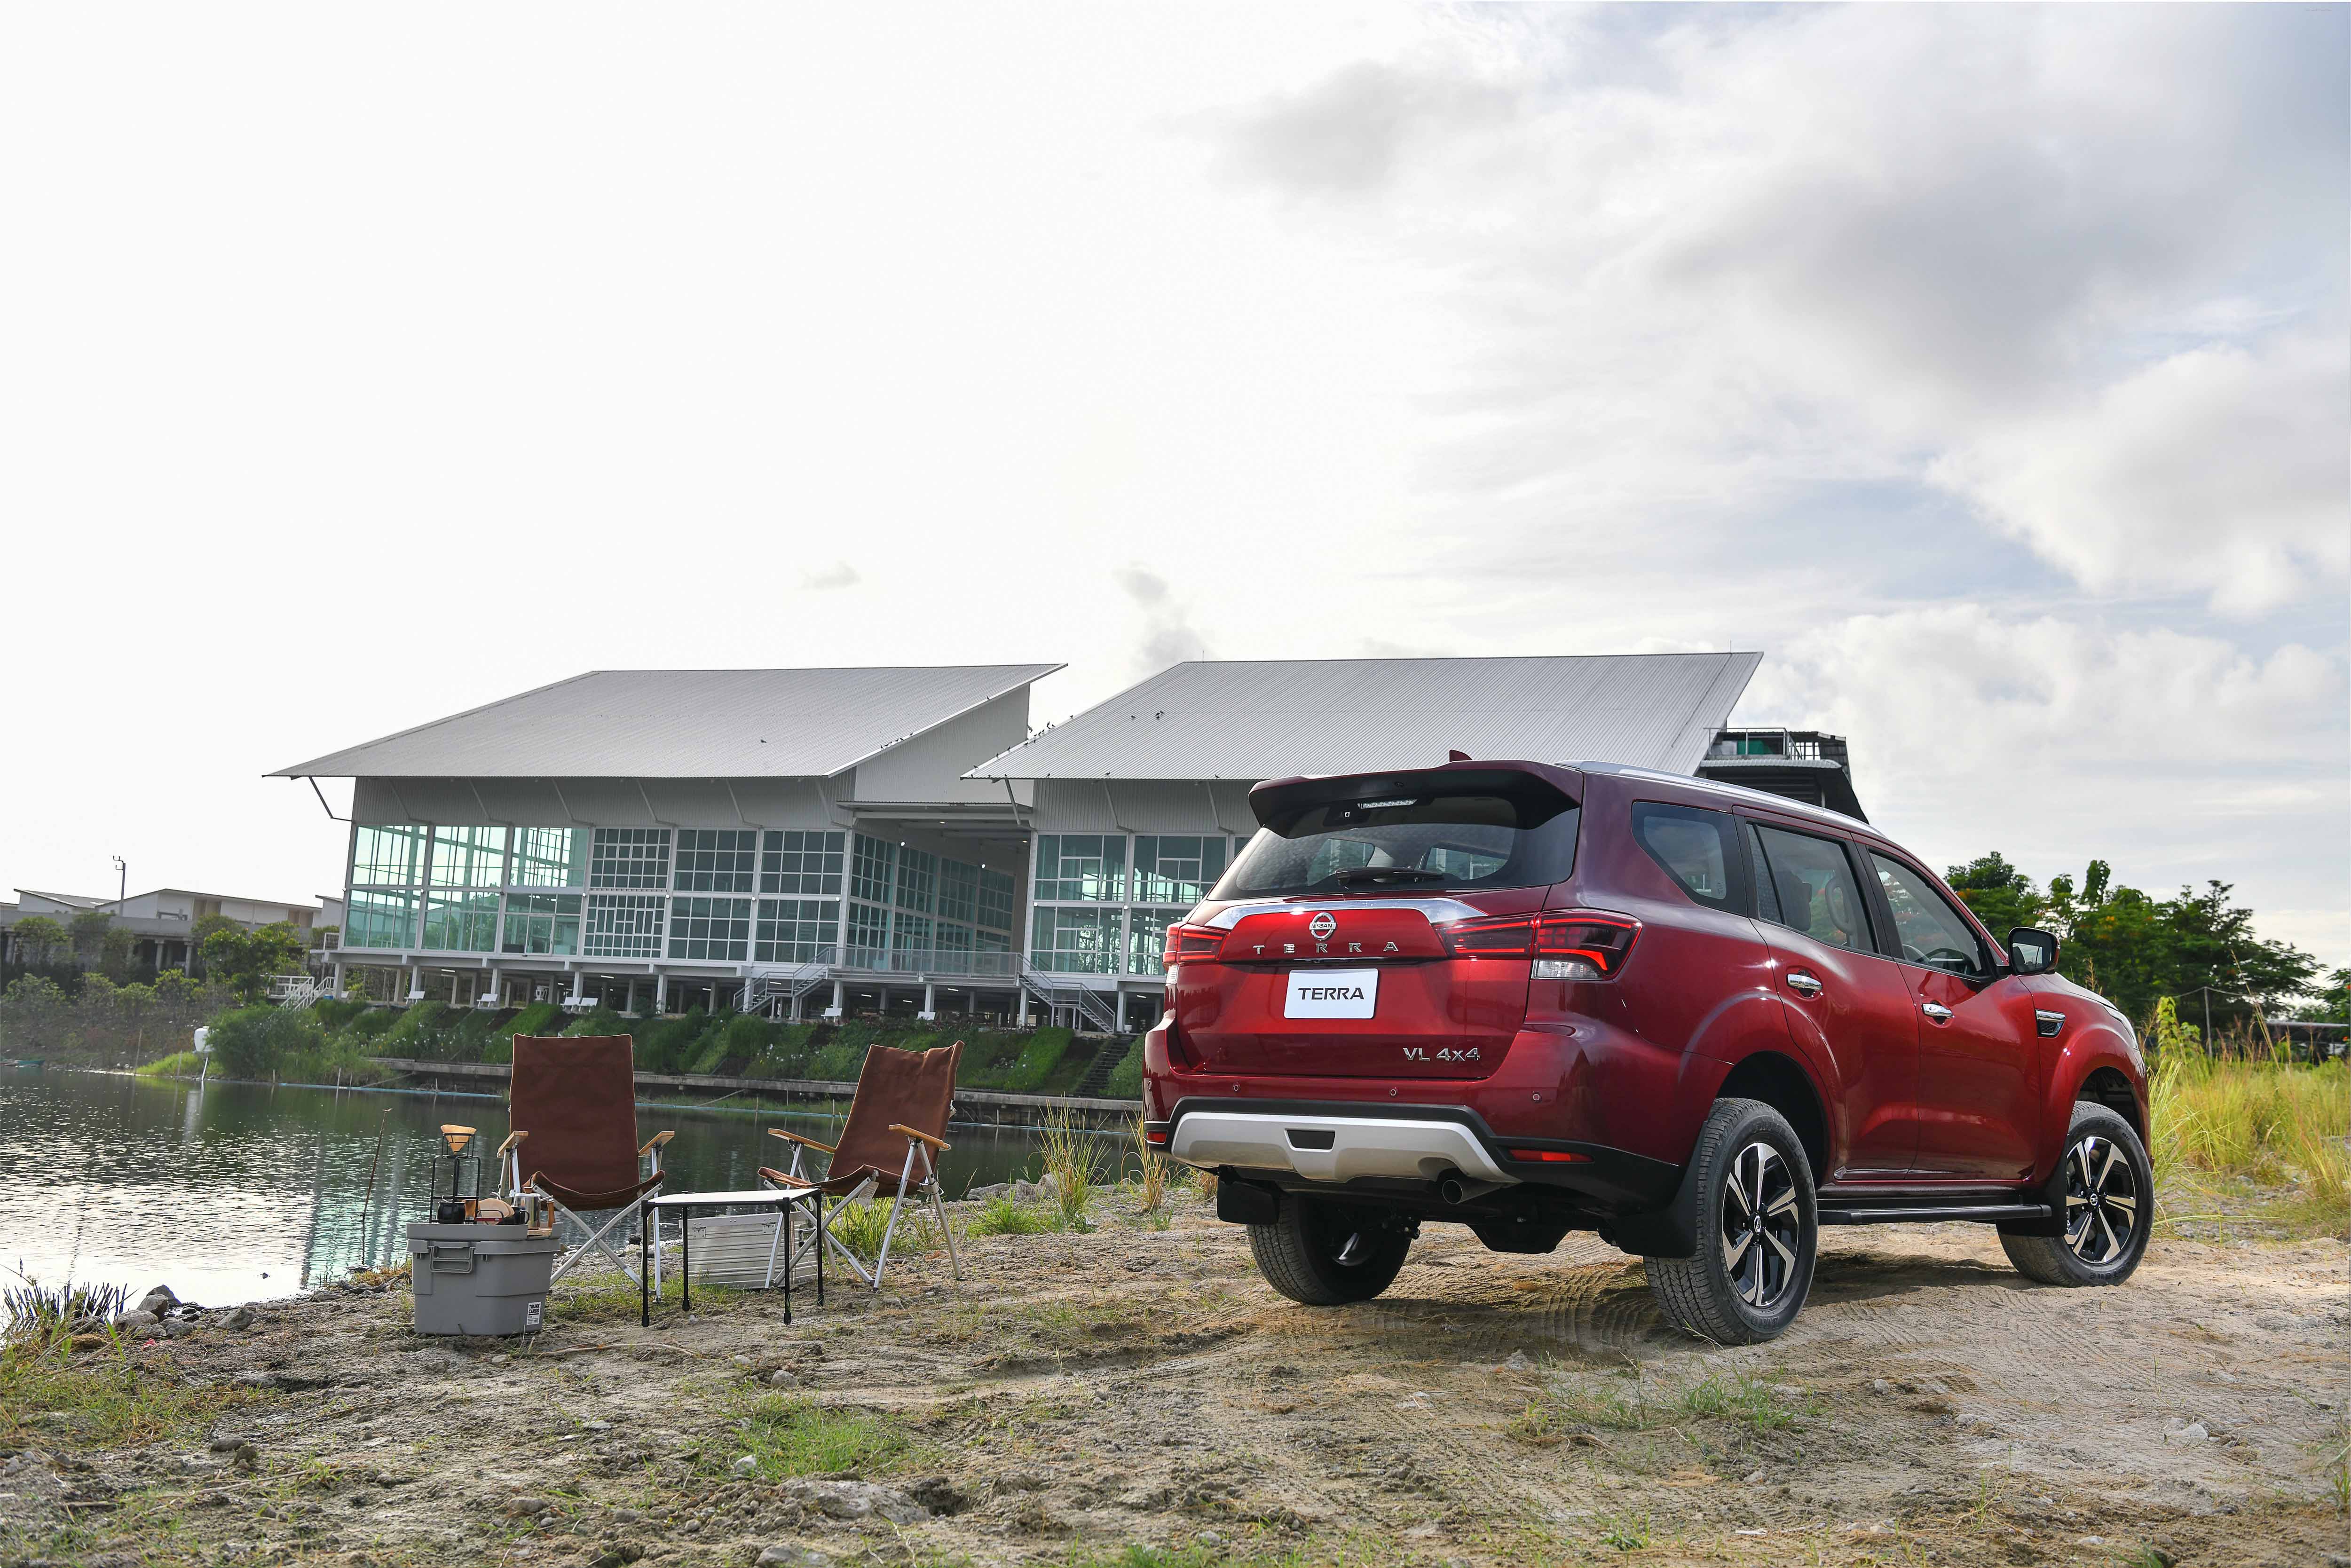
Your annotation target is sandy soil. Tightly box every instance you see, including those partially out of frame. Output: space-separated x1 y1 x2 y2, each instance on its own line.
8 1191 2345 1568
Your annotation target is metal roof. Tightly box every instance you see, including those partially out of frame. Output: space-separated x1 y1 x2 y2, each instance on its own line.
274 664 1064 780
970 653 1761 780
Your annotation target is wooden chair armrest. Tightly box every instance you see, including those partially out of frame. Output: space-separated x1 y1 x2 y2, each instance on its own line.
639 1130 676 1157
890 1124 951 1153
766 1128 837 1153
495 1130 528 1157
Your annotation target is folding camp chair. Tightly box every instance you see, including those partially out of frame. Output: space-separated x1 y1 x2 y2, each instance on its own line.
498 1035 674 1286
758 1040 964 1291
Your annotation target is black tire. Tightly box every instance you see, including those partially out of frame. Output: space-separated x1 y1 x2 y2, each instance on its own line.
1248 1196 1411 1306
1646 1098 1817 1345
2001 1102 2152 1286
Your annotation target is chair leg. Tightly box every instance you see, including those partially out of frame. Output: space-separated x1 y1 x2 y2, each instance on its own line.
928 1179 964 1282
547 1199 642 1285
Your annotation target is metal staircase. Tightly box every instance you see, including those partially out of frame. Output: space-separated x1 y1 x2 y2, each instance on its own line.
1017 960 1118 1034
267 974 326 1009
742 961 834 1021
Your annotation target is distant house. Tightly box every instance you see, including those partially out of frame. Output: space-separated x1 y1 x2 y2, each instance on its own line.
0 887 334 972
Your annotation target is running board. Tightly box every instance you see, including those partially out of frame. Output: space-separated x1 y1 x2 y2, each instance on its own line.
1817 1203 2051 1227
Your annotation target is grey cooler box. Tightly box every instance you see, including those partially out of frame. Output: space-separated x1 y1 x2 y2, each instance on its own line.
406 1223 561 1336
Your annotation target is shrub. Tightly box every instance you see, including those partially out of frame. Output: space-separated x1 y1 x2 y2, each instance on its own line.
206 1005 327 1079
560 1004 626 1038
311 998 369 1031
135 1050 200 1078
347 1005 401 1040
810 1038 865 1081
638 1009 715 1072
1104 1040 1144 1099
992 1027 1073 1093
378 1001 450 1053
965 1194 1053 1236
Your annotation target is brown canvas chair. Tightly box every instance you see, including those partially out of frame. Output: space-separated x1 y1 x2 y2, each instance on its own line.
758 1040 963 1290
497 1035 674 1285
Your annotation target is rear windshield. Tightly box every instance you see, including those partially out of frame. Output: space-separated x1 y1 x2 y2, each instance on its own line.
1215 792 1579 900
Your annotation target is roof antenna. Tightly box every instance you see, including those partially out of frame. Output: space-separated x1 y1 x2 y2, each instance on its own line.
1448 749 1471 762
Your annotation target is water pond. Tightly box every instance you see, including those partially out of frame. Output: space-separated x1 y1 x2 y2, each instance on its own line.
3 1068 1075 1308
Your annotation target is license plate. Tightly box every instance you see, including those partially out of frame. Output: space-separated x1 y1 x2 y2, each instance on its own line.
1283 968 1378 1019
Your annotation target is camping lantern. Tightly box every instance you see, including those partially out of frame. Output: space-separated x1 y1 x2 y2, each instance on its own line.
431 1124 484 1224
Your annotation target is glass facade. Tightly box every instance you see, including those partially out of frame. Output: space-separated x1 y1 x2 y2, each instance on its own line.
761 831 844 895
421 891 500 952
895 847 937 914
938 859 978 925
846 901 891 966
977 867 1016 932
428 826 507 889
510 827 587 887
891 913 933 953
1133 835 1226 905
1034 835 1126 901
674 829 757 893
755 898 837 963
850 835 896 904
345 889 416 949
590 827 671 889
1127 908 1188 975
502 893 582 956
352 826 427 887
584 893 666 958
1031 906 1123 973
669 896 752 961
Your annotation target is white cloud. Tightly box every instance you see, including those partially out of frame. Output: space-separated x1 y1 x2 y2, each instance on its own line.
1930 333 2349 615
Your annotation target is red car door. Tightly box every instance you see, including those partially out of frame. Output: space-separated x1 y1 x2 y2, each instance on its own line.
1745 820 1919 1177
1864 851 2041 1180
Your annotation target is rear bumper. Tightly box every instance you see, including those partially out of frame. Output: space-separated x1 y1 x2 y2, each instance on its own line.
1154 1096 1680 1215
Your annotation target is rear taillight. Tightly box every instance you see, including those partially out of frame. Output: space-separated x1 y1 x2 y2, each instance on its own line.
1508 1147 1592 1163
1162 922 1224 966
1443 910 1640 979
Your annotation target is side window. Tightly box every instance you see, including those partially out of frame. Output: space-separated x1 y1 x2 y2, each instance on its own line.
1869 853 1990 976
1750 824 1872 951
1631 801 1740 913
1745 823 1782 924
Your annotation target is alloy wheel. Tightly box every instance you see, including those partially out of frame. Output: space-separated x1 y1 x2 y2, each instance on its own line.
2063 1134 2139 1264
1720 1142 1801 1309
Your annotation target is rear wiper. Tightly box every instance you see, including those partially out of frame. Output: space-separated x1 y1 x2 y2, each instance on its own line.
1331 866 1449 888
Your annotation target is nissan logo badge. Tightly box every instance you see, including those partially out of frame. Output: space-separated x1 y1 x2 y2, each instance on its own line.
1308 912 1337 939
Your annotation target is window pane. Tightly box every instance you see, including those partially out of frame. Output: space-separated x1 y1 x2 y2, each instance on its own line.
510 827 586 887
1030 906 1123 973
938 859 979 925
502 893 582 956
421 891 500 952
584 893 666 957
1135 836 1225 905
1128 908 1186 975
1869 854 1988 975
352 826 426 887
590 828 671 889
895 847 937 914
755 898 838 963
669 896 751 961
760 831 844 895
428 826 507 889
845 901 890 967
977 868 1016 932
345 889 415 948
1630 803 1736 912
1033 834 1127 901
1751 826 1870 951
850 835 896 904
673 829 757 893
892 912 933 952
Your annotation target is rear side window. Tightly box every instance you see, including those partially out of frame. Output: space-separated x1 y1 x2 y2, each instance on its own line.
1218 792 1578 898
1750 823 1873 951
1631 802 1740 913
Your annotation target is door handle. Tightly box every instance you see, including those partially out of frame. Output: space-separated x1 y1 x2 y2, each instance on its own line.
1784 970 1823 998
1921 1002 1953 1023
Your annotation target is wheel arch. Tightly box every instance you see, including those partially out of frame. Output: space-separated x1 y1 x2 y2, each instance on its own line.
2074 1064 2143 1142
1714 1049 1830 1181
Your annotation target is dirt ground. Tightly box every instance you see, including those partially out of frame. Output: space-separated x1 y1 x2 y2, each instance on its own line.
8 1188 2346 1568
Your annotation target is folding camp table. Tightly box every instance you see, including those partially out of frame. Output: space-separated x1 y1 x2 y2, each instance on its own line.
640 1185 822 1325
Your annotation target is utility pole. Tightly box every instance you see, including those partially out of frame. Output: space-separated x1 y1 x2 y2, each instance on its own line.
112 855 126 913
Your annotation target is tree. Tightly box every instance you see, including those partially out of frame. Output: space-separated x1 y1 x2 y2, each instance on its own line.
0 976 71 1054
2038 860 2318 1032
100 923 138 981
2297 967 2351 1025
68 909 113 968
10 915 69 967
188 913 241 976
198 922 308 1005
1943 851 2043 940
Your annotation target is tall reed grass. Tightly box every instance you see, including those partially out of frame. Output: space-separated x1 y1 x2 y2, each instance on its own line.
1036 1106 1104 1228
2148 1038 2347 1230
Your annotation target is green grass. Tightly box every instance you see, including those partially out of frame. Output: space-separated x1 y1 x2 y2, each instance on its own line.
1674 1371 1811 1431
134 1050 199 1077
2152 1052 2347 1236
1 1336 270 1447
965 1194 1056 1236
827 1198 944 1260
721 1393 909 1478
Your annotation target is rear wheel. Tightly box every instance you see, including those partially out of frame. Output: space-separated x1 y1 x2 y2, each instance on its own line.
1646 1098 1817 1344
2001 1103 2151 1286
1249 1196 1412 1305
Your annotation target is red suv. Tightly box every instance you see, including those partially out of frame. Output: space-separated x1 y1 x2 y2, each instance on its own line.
1142 761 2150 1343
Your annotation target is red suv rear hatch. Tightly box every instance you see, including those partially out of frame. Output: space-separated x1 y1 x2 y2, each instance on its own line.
1161 764 1583 1081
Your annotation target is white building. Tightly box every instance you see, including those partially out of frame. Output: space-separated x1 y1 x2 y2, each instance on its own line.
273 653 1854 1032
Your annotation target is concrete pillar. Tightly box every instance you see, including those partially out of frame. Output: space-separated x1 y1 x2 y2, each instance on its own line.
827 980 844 1020
487 967 501 1007
655 972 668 1013
408 963 422 1001
568 968 585 1005
331 962 345 997
1018 985 1032 1027
921 982 936 1022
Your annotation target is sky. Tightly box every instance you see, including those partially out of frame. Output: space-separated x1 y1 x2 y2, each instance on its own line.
2 5 2344 973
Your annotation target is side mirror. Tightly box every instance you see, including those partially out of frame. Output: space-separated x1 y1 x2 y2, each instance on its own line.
2007 927 2060 976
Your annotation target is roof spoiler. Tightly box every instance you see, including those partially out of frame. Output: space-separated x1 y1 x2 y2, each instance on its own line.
1247 760 1581 828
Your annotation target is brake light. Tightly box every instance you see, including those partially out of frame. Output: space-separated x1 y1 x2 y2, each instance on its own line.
1443 910 1640 978
1162 922 1224 966
1508 1147 1591 1163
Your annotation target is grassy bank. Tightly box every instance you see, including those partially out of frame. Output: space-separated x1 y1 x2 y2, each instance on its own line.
2150 1048 2347 1235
